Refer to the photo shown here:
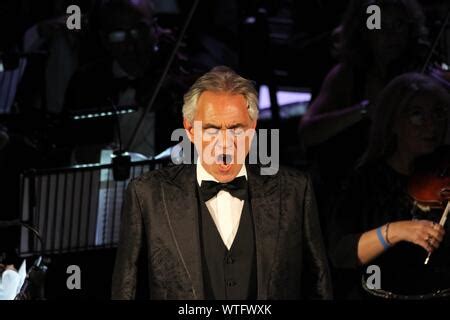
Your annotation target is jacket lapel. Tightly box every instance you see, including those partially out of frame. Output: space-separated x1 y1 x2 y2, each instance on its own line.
161 165 204 299
247 165 281 299
160 164 282 299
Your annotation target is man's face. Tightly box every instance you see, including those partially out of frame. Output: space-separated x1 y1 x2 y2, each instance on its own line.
184 91 257 183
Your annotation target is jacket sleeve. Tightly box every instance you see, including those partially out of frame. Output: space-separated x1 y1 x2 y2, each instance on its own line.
111 180 144 299
326 172 364 269
301 175 333 299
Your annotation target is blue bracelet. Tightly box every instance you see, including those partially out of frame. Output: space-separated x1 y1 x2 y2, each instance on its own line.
376 226 390 250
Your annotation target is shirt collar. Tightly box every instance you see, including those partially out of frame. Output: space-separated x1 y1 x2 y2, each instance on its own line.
196 159 247 186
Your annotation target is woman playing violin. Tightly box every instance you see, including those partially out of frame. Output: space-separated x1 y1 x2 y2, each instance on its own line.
299 0 430 226
327 73 450 299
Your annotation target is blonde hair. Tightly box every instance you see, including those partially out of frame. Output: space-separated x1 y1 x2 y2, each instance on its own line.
182 66 259 123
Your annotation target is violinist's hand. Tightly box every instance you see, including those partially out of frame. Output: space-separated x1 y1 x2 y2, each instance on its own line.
389 220 445 253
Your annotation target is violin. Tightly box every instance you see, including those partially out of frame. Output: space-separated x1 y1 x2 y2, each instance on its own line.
411 10 450 263
408 147 450 209
408 147 450 264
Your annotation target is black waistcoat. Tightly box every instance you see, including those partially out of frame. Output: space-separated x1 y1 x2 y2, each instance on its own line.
197 187 257 300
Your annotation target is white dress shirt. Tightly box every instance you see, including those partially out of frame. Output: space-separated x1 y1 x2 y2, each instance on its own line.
196 162 247 250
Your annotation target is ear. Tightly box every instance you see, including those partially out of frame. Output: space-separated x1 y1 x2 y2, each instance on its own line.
183 118 194 143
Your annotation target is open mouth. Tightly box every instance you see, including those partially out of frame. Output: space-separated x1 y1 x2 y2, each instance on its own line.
217 154 233 171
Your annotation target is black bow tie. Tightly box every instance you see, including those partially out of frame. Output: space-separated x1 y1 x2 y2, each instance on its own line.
200 176 248 201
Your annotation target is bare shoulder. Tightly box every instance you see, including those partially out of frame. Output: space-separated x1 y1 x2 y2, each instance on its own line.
322 63 353 94
333 62 352 77
303 63 354 118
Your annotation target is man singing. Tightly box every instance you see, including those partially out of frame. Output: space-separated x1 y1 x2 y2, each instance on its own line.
112 66 332 299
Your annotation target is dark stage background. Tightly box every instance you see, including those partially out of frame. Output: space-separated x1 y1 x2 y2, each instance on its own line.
0 0 449 299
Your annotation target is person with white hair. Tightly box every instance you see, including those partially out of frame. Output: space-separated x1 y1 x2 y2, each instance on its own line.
112 66 332 300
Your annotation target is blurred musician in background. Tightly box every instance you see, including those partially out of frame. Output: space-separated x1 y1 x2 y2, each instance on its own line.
298 0 431 231
327 73 450 299
64 0 192 163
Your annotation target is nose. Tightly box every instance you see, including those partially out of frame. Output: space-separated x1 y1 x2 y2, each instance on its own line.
215 129 234 152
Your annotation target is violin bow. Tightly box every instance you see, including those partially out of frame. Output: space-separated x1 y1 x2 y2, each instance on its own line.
126 0 200 151
420 8 450 74
424 200 450 264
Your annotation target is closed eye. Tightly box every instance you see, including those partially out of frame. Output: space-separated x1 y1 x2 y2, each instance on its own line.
231 127 245 135
204 128 220 135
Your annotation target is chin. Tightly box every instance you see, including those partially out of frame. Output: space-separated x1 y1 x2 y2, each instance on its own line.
212 164 241 183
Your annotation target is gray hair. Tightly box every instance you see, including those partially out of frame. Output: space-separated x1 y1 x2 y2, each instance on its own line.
182 66 259 123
